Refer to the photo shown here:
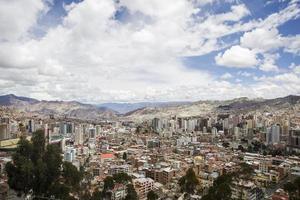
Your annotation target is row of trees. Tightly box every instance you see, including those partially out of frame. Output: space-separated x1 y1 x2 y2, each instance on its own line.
5 130 83 199
284 177 300 200
177 163 254 200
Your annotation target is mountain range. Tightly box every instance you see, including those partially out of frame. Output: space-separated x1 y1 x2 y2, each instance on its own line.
98 101 191 114
0 94 300 120
0 94 117 120
123 95 300 120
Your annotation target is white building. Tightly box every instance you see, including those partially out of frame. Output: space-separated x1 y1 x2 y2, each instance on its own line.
266 124 280 145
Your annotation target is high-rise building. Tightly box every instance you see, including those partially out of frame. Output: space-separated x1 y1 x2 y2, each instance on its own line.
75 126 84 145
0 124 9 140
287 129 300 153
266 124 280 145
89 128 96 139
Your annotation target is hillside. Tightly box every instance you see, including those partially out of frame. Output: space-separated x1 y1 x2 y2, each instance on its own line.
1 94 300 121
124 95 300 120
0 94 117 120
98 101 191 114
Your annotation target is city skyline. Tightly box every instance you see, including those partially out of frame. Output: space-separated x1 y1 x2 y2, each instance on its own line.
0 0 300 103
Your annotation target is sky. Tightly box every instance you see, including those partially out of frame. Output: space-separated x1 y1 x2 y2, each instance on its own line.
0 0 300 103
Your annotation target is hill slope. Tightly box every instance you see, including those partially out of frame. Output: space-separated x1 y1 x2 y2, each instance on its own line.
0 94 117 120
124 95 300 120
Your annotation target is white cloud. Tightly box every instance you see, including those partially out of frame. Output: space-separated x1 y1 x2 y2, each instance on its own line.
259 62 279 72
0 0 46 41
259 53 280 72
294 66 300 74
215 45 258 68
240 28 283 52
284 35 300 55
237 71 252 77
220 72 233 79
289 63 300 74
0 0 299 102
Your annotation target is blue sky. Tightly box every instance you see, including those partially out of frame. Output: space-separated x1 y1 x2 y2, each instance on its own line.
0 0 299 102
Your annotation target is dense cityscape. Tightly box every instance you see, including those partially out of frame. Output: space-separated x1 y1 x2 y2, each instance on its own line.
0 94 300 199
1 0 300 199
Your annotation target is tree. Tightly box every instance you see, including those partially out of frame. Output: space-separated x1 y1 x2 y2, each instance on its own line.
222 142 230 148
122 152 127 160
284 178 300 200
284 181 297 199
112 172 132 184
237 145 245 152
295 177 300 198
5 137 34 195
43 144 62 187
103 176 114 191
31 130 45 163
62 161 83 189
125 184 138 200
5 130 82 199
147 190 158 200
201 173 233 200
179 168 199 194
238 163 254 180
90 190 102 200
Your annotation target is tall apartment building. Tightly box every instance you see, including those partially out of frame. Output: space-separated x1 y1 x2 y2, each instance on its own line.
0 124 9 140
266 124 280 145
287 129 300 153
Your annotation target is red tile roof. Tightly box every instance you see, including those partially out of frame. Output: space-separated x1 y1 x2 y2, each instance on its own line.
100 153 114 159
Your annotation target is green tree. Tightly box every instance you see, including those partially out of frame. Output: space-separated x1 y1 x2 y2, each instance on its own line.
125 184 138 200
201 173 233 200
122 152 127 160
63 161 83 189
44 144 62 186
179 168 199 194
112 172 132 184
284 181 297 199
147 190 158 200
90 189 103 200
5 130 82 199
32 158 47 195
5 137 34 195
238 163 254 180
294 177 300 198
103 176 114 191
31 130 45 163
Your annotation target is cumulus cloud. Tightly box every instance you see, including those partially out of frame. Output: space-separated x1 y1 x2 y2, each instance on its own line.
215 45 258 68
259 53 280 72
240 28 283 52
0 0 46 41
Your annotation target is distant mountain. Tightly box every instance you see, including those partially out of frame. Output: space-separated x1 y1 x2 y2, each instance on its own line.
0 94 38 106
0 94 117 120
217 95 300 112
125 95 300 120
98 101 191 114
1 94 300 120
